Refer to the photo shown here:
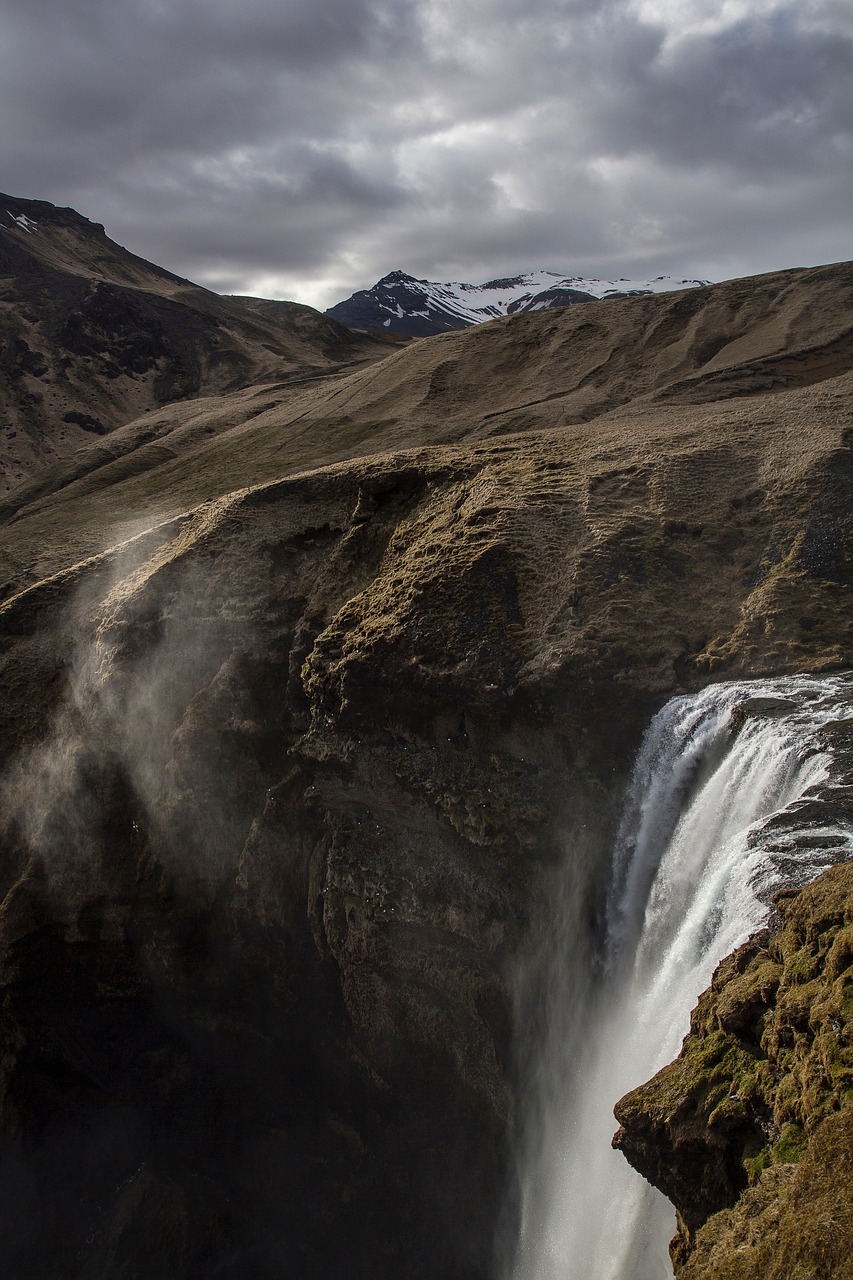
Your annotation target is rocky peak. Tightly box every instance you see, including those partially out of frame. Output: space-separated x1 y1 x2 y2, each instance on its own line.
325 266 710 336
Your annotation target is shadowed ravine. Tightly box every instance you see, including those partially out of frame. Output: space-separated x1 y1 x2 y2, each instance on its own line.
509 673 853 1280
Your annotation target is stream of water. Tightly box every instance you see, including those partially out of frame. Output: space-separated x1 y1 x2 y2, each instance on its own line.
511 673 853 1280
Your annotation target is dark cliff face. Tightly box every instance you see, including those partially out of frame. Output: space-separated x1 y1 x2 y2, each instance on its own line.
1 401 851 1275
0 244 852 1276
0 460 638 1278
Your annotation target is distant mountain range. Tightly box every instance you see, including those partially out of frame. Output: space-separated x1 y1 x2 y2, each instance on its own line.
325 268 711 336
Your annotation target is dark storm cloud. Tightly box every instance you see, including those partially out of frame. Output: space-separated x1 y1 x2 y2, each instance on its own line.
0 0 850 307
580 10 853 174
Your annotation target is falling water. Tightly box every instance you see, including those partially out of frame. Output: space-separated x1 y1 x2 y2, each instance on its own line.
511 672 853 1280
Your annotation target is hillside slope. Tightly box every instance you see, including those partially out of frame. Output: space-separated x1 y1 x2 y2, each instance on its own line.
0 242 851 1278
1 257 851 603
0 195 389 491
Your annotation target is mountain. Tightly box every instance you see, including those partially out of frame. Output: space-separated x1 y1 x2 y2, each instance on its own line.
325 267 710 335
0 194 392 493
0 207 851 1280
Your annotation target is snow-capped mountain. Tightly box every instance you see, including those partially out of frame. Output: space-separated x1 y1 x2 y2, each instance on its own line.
326 268 710 337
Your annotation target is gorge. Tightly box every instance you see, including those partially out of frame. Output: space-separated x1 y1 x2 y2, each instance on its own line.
0 196 851 1278
510 674 853 1280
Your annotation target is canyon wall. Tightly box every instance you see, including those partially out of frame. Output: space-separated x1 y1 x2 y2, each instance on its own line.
0 251 852 1276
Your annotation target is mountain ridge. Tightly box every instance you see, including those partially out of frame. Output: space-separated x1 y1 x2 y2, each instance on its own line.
0 193 391 492
325 267 711 336
2 257 851 604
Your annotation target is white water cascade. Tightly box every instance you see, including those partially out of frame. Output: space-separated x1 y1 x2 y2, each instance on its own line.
511 672 853 1280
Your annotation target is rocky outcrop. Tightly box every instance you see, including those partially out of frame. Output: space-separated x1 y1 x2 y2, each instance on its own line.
0 464 607 1277
614 862 853 1278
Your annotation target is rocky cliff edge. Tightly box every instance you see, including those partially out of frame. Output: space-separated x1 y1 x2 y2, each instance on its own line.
615 860 853 1279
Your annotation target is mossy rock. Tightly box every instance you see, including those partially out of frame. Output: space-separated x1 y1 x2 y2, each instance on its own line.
614 863 853 1276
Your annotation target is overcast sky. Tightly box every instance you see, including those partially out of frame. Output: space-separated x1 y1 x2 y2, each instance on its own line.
1 0 851 309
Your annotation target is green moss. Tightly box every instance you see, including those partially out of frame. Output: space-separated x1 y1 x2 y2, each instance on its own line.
774 1075 802 1121
617 861 853 1276
783 948 819 984
773 1122 808 1165
825 928 853 982
743 1144 772 1184
704 1082 730 1112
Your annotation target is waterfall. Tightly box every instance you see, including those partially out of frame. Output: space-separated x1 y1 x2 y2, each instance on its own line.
510 672 853 1280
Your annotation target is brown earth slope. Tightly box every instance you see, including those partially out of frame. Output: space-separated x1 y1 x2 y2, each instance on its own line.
0 253 851 1278
0 194 391 491
1 257 850 601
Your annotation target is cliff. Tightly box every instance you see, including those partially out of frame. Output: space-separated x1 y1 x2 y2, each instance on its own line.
0 245 852 1276
614 861 853 1279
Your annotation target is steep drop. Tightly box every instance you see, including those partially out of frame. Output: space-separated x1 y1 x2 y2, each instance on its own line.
511 673 853 1280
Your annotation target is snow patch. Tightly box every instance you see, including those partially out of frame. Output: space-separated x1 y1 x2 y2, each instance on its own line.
368 269 708 328
5 211 38 233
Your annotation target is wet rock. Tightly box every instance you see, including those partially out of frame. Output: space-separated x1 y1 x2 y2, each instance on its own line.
614 863 853 1277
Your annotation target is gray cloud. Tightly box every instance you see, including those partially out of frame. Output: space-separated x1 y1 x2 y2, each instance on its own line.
0 0 850 307
586 12 853 173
